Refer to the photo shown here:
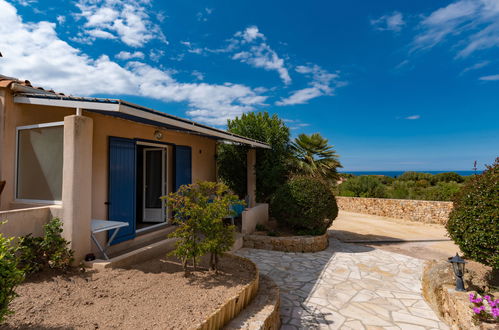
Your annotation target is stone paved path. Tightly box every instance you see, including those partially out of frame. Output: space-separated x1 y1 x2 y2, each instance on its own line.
235 238 449 330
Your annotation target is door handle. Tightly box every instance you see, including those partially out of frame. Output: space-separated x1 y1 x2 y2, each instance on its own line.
105 202 111 205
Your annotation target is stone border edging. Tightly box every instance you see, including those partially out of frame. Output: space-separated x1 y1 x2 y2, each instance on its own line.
194 253 260 330
243 232 328 252
224 274 281 330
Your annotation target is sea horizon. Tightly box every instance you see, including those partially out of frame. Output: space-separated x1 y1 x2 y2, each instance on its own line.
341 170 481 178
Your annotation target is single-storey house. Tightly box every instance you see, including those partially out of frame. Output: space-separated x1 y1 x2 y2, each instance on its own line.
0 74 270 262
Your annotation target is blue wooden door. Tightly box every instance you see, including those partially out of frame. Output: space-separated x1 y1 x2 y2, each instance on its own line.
175 145 192 191
108 137 136 244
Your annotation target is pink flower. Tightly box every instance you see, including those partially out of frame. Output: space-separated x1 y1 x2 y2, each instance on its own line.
492 307 499 318
473 307 483 314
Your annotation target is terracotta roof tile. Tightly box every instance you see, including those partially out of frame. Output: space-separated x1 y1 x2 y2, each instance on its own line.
0 74 64 95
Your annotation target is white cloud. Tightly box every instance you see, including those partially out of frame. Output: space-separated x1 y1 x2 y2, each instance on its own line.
276 65 342 106
87 29 116 39
0 0 266 126
180 41 203 54
461 60 490 74
479 74 499 81
405 115 421 120
74 0 167 47
371 11 406 32
229 26 291 85
115 51 145 60
412 0 499 58
149 49 164 62
235 26 265 43
191 70 204 80
197 7 213 22
12 0 36 6
56 15 65 25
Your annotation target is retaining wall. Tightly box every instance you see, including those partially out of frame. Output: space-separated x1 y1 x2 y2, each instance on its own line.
336 196 453 225
0 205 61 238
243 233 328 253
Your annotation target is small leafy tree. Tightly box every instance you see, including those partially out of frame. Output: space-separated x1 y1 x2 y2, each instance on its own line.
217 112 291 202
164 181 241 275
18 218 73 274
0 222 25 323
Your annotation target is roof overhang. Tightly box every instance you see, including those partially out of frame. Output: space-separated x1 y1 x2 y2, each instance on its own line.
13 93 271 149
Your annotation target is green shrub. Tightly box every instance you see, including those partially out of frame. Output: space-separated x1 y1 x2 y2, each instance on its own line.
446 159 499 269
255 224 267 231
18 218 73 274
432 172 464 184
164 181 240 275
0 222 25 323
398 171 433 181
271 176 338 234
338 175 387 198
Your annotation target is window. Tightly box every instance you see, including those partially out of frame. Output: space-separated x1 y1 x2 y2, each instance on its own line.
16 122 64 203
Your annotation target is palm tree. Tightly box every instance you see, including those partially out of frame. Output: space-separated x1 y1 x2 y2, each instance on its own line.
291 133 342 182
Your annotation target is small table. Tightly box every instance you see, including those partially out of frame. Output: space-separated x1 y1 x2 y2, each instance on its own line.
91 220 129 260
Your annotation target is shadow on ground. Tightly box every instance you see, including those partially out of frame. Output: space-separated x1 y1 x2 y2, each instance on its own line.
235 238 378 328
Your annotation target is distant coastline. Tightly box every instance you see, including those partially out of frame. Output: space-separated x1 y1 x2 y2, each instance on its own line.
341 170 481 178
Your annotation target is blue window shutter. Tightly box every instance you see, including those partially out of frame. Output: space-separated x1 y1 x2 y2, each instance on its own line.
108 137 136 244
175 145 192 191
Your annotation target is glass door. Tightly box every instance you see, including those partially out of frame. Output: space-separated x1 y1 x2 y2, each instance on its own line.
143 148 166 223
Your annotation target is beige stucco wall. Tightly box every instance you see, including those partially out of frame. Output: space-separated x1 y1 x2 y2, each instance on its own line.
0 87 217 219
0 90 74 210
0 205 61 239
241 203 269 235
0 87 216 257
86 111 217 221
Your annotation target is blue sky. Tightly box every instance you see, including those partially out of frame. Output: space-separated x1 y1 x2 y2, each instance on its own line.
0 0 498 171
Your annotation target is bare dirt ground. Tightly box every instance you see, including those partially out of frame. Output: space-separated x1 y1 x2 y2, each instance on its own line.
1 255 255 330
330 211 461 260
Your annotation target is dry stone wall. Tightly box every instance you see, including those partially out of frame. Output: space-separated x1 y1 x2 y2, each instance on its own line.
243 233 328 252
336 196 453 225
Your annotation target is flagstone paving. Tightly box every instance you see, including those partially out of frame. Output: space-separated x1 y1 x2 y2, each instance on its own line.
235 238 449 329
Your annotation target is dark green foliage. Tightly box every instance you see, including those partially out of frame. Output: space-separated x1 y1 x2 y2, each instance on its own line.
446 159 499 269
337 171 465 201
164 181 240 275
338 176 387 198
271 176 338 234
398 171 433 181
255 224 267 232
290 133 342 183
217 112 291 202
432 172 465 184
18 218 73 274
0 223 25 323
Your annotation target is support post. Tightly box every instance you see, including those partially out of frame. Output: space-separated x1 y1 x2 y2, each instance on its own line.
247 148 256 208
62 114 93 263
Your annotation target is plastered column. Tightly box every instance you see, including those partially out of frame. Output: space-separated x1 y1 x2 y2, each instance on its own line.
0 90 5 209
247 148 256 208
62 114 93 263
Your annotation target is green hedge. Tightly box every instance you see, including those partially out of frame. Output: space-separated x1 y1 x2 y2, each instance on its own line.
271 176 338 235
446 159 499 269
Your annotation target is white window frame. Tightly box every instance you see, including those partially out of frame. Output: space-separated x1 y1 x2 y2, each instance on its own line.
15 121 64 205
